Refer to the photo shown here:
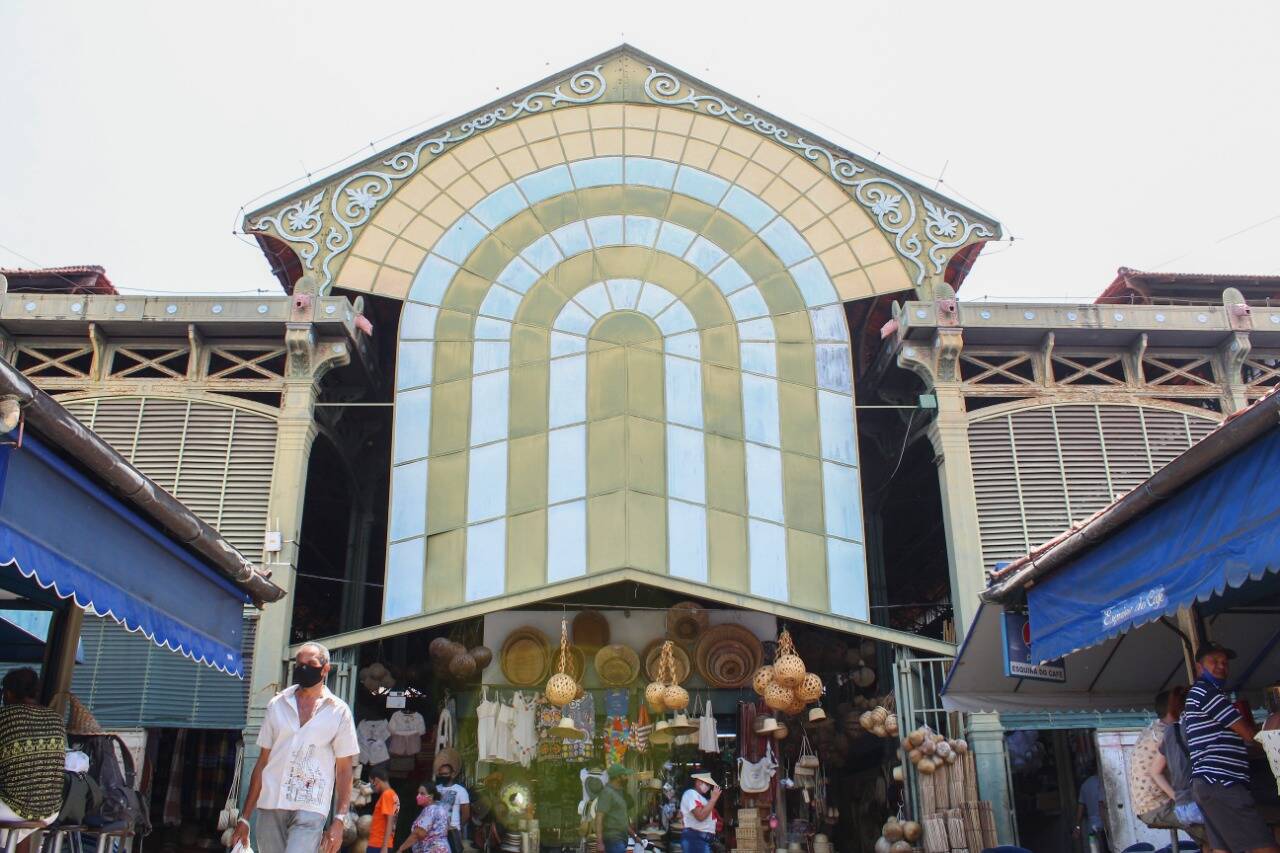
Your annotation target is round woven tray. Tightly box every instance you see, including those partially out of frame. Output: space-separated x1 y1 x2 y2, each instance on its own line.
500 626 551 686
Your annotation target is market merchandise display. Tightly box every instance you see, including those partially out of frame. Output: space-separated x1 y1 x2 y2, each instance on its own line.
751 628 822 715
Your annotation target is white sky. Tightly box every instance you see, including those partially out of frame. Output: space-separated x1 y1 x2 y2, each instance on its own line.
2 1 1278 301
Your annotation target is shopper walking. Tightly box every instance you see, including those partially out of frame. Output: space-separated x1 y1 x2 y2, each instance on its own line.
368 766 400 853
397 784 450 853
230 642 360 853
594 765 634 853
1183 643 1278 853
1148 687 1208 843
680 772 722 853
433 761 470 853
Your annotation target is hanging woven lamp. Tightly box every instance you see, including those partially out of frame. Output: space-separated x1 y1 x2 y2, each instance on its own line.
545 618 579 707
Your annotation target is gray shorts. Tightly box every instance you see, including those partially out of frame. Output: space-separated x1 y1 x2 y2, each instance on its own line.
1192 779 1274 852
256 808 328 853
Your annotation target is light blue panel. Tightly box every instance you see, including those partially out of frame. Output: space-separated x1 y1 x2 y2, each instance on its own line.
666 424 706 504
434 213 488 264
522 234 565 273
466 441 508 523
789 257 839 307
554 301 596 335
720 185 776 232
470 370 510 446
656 222 697 257
745 442 785 522
742 375 782 447
574 282 613 318
822 461 864 541
547 499 587 581
655 301 697 336
748 519 789 600
625 156 677 189
740 342 777 377
547 424 587 504
393 387 431 463
636 283 677 317
397 341 434 390
389 459 428 540
664 331 701 360
759 218 814 266
818 390 858 465
471 183 527 229
550 332 588 358
383 539 424 620
570 156 623 188
517 164 572 204
475 317 512 340
664 355 704 429
409 254 458 304
606 278 642 310
737 317 776 341
674 166 730 205
549 355 587 427
497 256 540 294
479 284 521 320
624 216 660 247
588 215 625 247
472 341 510 374
668 500 709 583
401 302 439 340
827 537 868 619
809 306 849 341
709 258 752 295
551 221 592 257
815 343 853 392
728 286 770 320
465 518 506 602
685 236 728 273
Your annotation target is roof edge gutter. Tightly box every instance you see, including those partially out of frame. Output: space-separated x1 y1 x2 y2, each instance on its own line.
984 391 1280 605
0 359 286 606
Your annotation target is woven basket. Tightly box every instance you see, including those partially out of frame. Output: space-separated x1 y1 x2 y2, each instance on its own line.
773 654 805 688
752 666 774 696
67 694 104 735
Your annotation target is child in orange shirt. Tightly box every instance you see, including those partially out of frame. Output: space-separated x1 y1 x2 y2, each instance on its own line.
369 767 400 853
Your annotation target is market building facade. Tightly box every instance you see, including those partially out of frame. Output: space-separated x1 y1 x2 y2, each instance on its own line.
9 46 1280 852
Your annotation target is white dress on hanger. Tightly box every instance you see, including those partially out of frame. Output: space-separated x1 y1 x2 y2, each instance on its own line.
476 687 499 760
511 691 537 768
698 700 718 752
493 699 516 763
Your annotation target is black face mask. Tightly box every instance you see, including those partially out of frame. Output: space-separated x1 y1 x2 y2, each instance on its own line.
293 664 325 688
435 775 451 787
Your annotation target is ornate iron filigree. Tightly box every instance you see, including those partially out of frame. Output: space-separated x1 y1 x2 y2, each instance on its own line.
250 66 608 290
642 66 995 285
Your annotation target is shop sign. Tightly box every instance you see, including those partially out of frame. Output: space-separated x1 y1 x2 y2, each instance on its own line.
1001 611 1066 682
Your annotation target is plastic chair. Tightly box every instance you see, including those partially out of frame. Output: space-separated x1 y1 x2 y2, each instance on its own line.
41 823 88 853
1120 845 1156 853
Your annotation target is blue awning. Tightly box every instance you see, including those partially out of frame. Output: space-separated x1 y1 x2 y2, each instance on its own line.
1028 425 1280 664
0 436 250 676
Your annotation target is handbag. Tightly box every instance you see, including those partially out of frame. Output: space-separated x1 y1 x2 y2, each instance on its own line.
796 732 819 771
217 743 245 831
737 742 777 794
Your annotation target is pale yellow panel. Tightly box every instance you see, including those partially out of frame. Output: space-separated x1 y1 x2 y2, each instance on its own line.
375 199 417 235
588 349 627 421
778 381 821 458
665 195 715 234
508 361 549 438
755 271 806 317
620 185 670 219
776 342 816 389
702 211 754 254
643 253 701 296
507 509 547 593
781 451 824 535
588 416 626 495
701 325 739 373
626 415 665 496
626 347 665 422
374 267 412 299
508 433 548 515
866 259 913 294
424 529 465 612
577 185 626 219
786 528 828 612
733 237 788 283
520 284 571 332
499 147 538 179
426 450 467 535
352 226 394 263
335 256 377 293
441 269 490 315
511 324 549 371
681 282 734 334
529 194 582 233
588 491 627 572
429 378 471 456
708 509 748 593
773 312 813 344
433 341 474 385
705 434 746 516
626 490 666 573
702 363 742 440
464 236 515 281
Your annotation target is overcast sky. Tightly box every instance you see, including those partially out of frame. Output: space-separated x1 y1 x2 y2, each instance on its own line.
2 1 1277 300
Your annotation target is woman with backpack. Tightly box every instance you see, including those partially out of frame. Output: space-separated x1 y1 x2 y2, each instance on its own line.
1149 686 1209 846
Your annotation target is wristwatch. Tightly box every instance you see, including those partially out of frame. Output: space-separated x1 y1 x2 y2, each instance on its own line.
333 814 349 822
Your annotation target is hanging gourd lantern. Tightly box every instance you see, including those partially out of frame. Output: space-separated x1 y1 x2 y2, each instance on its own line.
545 619 579 707
797 672 824 702
657 641 690 711
773 628 806 688
765 681 795 711
645 680 666 710
752 665 775 696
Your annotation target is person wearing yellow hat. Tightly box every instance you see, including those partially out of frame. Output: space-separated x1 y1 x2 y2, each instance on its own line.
680 772 721 853
594 765 634 853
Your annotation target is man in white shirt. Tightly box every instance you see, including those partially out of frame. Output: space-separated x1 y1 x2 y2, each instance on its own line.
680 772 721 853
433 761 470 853
230 642 360 853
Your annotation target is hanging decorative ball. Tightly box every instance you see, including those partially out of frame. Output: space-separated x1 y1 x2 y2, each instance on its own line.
663 683 690 711
773 654 805 688
645 680 666 709
752 665 775 696
546 672 577 706
765 681 795 711
785 697 806 716
448 653 477 680
797 672 824 702
430 637 455 661
469 646 493 670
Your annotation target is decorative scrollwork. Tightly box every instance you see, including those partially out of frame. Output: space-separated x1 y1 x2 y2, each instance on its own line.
251 66 608 290
642 65 997 285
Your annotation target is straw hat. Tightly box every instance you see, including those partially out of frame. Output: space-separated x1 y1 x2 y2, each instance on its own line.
667 712 698 735
549 715 585 740
666 602 709 643
66 694 104 735
690 772 717 787
595 644 641 686
808 706 828 723
650 720 673 744
753 716 780 735
433 747 461 776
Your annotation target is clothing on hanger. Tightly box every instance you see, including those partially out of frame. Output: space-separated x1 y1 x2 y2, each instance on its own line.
698 698 717 753
358 718 392 765
476 688 499 761
511 691 537 767
389 709 428 756
494 697 516 763
435 699 456 752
